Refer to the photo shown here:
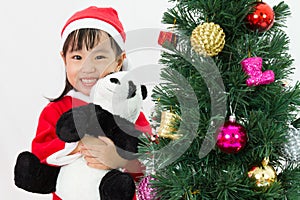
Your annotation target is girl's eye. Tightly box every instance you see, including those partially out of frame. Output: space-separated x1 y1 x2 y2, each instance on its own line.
95 55 105 60
72 55 82 60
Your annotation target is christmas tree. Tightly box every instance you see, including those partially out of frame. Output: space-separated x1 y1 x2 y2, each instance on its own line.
138 0 300 199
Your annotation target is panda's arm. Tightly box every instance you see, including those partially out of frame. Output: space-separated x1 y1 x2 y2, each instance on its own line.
89 106 143 160
56 103 143 159
56 103 97 142
111 117 143 160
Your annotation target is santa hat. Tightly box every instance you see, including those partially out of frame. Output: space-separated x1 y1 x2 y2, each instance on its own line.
61 6 126 50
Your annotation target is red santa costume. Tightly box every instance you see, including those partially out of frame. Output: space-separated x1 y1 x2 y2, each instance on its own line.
32 90 150 200
31 6 151 200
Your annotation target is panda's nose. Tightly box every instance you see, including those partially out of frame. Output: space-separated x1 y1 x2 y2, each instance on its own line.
128 81 137 98
110 78 120 85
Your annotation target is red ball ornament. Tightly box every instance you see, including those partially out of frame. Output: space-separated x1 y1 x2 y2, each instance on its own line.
245 2 275 32
216 116 248 154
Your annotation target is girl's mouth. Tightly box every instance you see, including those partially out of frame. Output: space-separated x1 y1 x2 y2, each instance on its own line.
81 78 98 87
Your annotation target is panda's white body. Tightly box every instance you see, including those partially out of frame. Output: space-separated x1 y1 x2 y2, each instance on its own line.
55 72 145 200
56 157 109 200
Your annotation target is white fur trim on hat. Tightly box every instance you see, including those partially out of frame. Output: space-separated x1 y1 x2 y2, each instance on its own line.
61 18 125 50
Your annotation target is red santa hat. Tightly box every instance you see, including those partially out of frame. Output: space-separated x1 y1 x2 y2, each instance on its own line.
60 6 126 50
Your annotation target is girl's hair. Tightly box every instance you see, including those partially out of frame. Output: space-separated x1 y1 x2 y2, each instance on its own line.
51 28 123 102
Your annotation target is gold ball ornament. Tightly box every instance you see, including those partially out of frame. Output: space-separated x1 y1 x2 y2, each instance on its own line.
190 22 225 57
248 158 277 190
158 111 182 140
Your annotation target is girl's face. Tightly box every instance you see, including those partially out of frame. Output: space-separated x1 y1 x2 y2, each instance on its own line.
61 31 125 96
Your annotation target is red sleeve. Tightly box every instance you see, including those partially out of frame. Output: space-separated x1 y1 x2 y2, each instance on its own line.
125 112 154 182
31 96 87 164
52 192 62 200
135 112 152 134
31 103 66 164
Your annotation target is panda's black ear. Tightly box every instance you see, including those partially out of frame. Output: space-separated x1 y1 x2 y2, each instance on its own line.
141 85 147 100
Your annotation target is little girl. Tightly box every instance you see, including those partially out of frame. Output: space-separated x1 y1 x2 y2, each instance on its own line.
31 6 150 200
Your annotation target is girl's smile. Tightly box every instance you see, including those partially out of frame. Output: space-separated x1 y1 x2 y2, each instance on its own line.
80 78 99 87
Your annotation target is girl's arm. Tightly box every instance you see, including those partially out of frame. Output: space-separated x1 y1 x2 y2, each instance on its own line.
32 105 67 163
80 111 151 175
80 135 145 179
31 101 81 165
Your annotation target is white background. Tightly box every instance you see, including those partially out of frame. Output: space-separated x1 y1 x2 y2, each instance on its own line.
0 0 299 199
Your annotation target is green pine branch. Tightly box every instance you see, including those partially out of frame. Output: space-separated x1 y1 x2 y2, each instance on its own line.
138 1 300 199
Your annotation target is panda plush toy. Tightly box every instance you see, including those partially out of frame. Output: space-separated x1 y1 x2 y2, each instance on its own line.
14 71 147 200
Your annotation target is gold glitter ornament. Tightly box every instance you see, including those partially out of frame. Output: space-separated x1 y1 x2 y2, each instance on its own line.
248 158 277 190
190 22 225 56
157 111 182 140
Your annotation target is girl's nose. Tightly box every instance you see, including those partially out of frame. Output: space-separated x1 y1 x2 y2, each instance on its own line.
81 59 96 73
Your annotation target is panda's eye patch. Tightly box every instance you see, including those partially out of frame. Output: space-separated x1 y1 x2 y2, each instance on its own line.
128 81 137 99
110 78 120 85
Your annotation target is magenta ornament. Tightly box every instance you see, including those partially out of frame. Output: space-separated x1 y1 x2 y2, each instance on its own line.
241 57 275 87
138 175 158 200
216 116 248 154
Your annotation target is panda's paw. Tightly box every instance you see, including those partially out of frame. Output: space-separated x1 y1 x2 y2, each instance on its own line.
100 169 135 200
14 151 41 187
56 109 87 142
14 151 59 194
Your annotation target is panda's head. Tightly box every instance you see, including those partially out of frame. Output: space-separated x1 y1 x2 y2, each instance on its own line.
90 71 147 123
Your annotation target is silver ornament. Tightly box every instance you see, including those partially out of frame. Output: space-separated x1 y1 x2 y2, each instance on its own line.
282 126 300 163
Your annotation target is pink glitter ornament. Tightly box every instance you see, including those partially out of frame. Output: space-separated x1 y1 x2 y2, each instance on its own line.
216 116 248 154
241 57 275 87
138 175 159 200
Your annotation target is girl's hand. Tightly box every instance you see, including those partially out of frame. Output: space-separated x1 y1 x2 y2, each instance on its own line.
80 135 110 170
80 135 128 169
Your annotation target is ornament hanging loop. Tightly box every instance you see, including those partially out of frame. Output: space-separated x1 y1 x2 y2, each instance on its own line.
229 115 236 123
247 47 251 58
262 157 269 166
229 95 238 121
